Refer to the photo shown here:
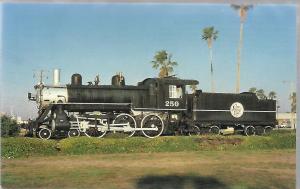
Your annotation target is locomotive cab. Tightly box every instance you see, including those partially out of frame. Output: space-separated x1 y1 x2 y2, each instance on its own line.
157 77 198 111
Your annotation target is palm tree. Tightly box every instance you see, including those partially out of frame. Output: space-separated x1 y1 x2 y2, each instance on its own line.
289 92 296 113
151 50 178 78
202 26 218 93
289 92 296 129
268 91 277 100
248 87 257 93
231 4 253 93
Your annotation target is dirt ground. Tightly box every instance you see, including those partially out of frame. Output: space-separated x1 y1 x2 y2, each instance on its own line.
1 149 295 189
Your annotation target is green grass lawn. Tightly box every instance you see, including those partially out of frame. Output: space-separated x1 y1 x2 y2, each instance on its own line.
1 130 296 158
1 130 296 189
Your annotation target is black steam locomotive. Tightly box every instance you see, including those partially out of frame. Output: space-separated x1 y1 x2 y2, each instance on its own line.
28 71 276 139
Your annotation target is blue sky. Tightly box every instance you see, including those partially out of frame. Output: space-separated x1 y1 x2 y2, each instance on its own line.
1 3 297 118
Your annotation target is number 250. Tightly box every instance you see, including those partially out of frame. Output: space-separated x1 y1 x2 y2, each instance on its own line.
165 101 179 107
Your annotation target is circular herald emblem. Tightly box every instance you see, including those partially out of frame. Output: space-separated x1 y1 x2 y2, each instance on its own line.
230 102 244 118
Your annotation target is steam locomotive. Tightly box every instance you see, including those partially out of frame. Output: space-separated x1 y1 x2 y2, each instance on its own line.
28 70 276 139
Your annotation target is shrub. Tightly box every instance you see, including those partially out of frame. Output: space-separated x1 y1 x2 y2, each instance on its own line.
1 115 19 137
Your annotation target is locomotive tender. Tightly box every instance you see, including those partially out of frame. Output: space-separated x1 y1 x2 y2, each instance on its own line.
28 70 276 139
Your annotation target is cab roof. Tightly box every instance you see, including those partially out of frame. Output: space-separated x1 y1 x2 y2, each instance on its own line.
139 77 199 86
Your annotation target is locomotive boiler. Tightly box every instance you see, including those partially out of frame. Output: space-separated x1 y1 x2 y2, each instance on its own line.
28 69 276 139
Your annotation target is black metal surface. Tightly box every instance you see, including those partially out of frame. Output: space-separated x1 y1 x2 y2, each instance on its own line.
67 85 148 106
193 92 276 126
53 105 70 130
111 74 125 86
58 103 132 112
71 73 82 86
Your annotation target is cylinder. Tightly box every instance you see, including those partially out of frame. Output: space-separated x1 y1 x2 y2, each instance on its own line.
71 73 82 86
53 69 60 86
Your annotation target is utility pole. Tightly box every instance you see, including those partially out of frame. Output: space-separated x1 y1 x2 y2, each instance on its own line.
33 70 48 112
282 80 296 129
236 21 243 93
34 70 48 85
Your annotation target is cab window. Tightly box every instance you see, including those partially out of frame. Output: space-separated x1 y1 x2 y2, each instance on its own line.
169 85 182 98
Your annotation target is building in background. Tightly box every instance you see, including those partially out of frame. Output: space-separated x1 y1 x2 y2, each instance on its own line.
277 112 297 129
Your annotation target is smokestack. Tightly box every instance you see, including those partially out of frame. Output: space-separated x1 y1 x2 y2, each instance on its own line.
53 69 60 86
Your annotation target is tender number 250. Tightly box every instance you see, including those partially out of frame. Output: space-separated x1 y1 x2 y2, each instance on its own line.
165 100 179 107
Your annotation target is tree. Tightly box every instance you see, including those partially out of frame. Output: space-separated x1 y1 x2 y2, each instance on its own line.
256 89 266 100
151 50 178 78
1 115 19 137
248 87 257 93
268 91 277 100
231 4 253 93
202 26 218 93
290 92 296 113
249 87 277 100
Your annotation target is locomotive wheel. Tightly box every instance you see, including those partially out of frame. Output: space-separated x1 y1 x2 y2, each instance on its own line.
264 126 273 135
85 126 107 138
141 114 164 138
188 125 201 136
112 113 137 137
209 126 220 135
38 128 52 140
244 126 255 136
68 129 80 137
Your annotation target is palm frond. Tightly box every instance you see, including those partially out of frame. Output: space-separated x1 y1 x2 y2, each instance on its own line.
231 4 241 10
152 50 178 77
231 4 253 10
151 61 160 69
243 5 253 11
202 26 218 43
170 61 178 66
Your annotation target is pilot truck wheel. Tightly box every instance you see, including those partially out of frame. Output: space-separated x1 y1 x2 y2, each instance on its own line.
38 128 52 140
68 129 80 137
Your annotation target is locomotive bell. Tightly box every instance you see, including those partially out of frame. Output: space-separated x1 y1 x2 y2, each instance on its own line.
71 73 82 85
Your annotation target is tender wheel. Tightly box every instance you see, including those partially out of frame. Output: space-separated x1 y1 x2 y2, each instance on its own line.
254 126 264 135
68 129 80 137
209 126 220 135
141 114 164 138
112 113 137 137
244 125 255 136
188 125 201 136
264 126 273 135
38 128 52 140
85 126 106 138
